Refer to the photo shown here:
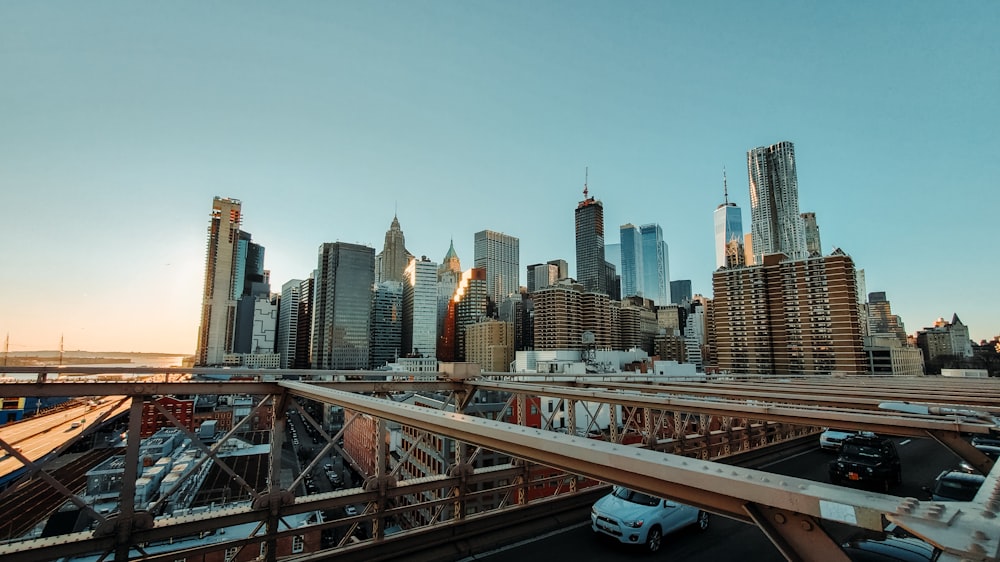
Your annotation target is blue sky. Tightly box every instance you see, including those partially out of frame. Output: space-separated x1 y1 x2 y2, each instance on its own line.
2 2 997 354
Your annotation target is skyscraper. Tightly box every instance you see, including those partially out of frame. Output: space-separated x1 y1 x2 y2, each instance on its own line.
713 170 744 269
311 242 375 370
575 181 610 295
669 280 692 304
474 230 520 303
278 279 302 369
375 214 413 283
403 257 439 358
619 225 643 298
370 280 403 368
801 212 822 256
196 196 242 366
639 224 670 306
747 141 807 263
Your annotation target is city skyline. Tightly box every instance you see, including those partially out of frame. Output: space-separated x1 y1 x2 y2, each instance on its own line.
2 2 998 354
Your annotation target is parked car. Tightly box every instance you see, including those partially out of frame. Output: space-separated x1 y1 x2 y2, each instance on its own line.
820 428 859 451
590 487 709 553
829 433 901 492
924 470 985 501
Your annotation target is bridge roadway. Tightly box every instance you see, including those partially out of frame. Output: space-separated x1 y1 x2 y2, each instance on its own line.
0 369 997 561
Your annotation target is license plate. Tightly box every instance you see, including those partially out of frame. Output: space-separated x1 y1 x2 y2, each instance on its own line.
848 473 860 481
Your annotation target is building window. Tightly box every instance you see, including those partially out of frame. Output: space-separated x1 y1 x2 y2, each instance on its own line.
292 535 305 554
224 547 238 562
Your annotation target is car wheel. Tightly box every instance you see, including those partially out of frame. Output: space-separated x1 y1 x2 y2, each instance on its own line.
645 526 662 553
696 510 710 532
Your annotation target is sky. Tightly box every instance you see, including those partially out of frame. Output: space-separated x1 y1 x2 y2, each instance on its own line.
1 2 998 355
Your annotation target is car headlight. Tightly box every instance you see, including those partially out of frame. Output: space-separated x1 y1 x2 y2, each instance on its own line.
623 519 644 528
591 507 597 516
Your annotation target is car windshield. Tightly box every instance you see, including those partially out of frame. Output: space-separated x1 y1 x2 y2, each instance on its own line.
613 487 660 506
935 478 982 501
841 443 881 458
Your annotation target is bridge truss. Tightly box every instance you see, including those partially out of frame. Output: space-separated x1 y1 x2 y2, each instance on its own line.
0 367 997 561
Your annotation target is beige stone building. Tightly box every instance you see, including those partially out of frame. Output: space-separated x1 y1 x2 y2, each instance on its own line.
465 319 514 372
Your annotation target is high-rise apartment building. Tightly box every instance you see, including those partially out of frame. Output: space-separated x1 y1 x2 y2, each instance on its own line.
311 242 375 370
747 141 807 263
713 171 744 269
639 224 670 306
196 196 242 366
370 280 403 368
801 212 822 256
375 215 413 283
474 230 520 303
711 250 866 375
619 225 642 298
532 282 583 350
403 257 439 358
575 184 611 295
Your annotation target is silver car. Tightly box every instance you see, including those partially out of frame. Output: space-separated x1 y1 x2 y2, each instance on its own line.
591 487 709 553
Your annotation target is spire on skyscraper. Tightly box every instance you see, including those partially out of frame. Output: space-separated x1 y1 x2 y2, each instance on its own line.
723 167 729 205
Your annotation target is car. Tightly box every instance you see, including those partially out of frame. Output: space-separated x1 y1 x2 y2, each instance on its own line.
829 433 901 492
841 533 941 561
820 428 859 451
344 505 358 516
925 470 985 501
590 486 709 553
958 440 1000 473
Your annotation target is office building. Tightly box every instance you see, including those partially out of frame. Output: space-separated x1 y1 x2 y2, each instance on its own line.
864 334 924 376
618 226 642 298
747 141 807 263
474 230 520 303
500 291 533 351
196 196 242 366
465 319 514 372
438 268 488 362
277 279 308 369
575 184 611 295
311 242 375 370
639 224 670 305
713 170 744 269
867 291 907 344
801 212 822 256
375 214 413 283
370 280 403 369
670 280 692 304
711 250 866 375
916 314 974 364
403 257 439 358
526 263 559 294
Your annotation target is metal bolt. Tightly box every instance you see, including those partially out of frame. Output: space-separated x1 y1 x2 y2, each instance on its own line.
972 530 990 541
800 520 814 532
773 513 786 524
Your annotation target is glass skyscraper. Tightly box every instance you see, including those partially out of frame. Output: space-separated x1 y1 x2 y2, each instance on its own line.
619 225 643 298
311 242 375 370
713 174 743 269
639 224 670 306
747 141 806 263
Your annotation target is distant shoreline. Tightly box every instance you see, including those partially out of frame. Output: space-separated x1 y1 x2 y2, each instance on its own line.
1 351 192 367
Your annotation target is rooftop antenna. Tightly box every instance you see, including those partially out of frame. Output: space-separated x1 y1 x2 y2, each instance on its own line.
59 333 64 366
583 167 589 199
723 167 729 205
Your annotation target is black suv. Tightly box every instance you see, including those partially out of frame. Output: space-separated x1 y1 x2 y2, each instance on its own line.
829 433 901 492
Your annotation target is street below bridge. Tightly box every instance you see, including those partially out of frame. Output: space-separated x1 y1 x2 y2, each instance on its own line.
475 435 956 562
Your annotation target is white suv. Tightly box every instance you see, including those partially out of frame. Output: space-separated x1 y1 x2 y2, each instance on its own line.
591 487 709 553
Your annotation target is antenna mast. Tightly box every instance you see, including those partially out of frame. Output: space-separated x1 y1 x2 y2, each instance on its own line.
583 167 589 199
723 167 729 205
